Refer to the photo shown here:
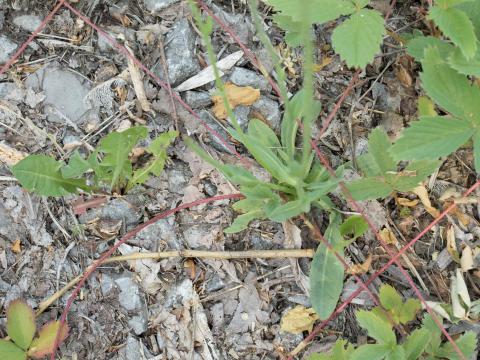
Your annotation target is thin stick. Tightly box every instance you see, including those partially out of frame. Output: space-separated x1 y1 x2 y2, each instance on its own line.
126 44 152 113
36 248 312 316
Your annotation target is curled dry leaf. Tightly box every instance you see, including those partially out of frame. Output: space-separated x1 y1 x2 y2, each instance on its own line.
379 228 398 245
446 226 461 263
280 306 318 334
212 82 260 119
413 185 440 218
396 197 419 207
347 254 373 275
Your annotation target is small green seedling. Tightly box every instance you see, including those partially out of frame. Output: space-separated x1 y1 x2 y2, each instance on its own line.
0 299 69 360
11 127 177 196
309 285 477 360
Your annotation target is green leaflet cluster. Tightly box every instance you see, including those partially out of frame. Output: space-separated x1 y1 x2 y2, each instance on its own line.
309 285 477 360
11 127 177 196
265 0 386 69
393 0 480 171
0 299 69 360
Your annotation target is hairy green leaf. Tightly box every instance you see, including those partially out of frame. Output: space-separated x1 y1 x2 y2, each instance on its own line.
0 340 26 360
6 300 36 350
11 155 89 196
406 35 454 60
339 215 368 241
429 6 477 59
473 130 480 171
379 284 402 310
457 0 480 38
346 177 393 200
393 160 442 192
331 9 385 68
61 150 92 179
398 299 421 324
404 328 430 360
356 310 396 345
224 210 264 233
417 96 437 118
310 215 344 320
266 198 309 222
420 46 480 120
390 116 473 161
436 331 477 360
126 131 177 191
266 0 355 25
351 344 391 360
448 44 480 76
309 339 354 359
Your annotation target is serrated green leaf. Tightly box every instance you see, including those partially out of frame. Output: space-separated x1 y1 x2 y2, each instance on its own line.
366 128 396 174
379 285 402 311
310 215 344 320
11 155 89 196
339 215 368 240
332 9 385 68
404 328 430 360
406 35 455 60
27 321 69 359
473 130 480 172
390 116 473 161
61 150 92 179
354 0 371 8
266 0 356 25
6 300 36 350
393 160 441 191
356 310 396 344
385 345 405 360
346 177 393 200
420 47 480 120
126 131 177 191
437 331 477 360
448 43 480 76
457 0 480 38
429 6 477 59
309 339 354 360
272 14 304 47
0 340 26 360
398 298 421 324
97 126 148 188
351 344 391 360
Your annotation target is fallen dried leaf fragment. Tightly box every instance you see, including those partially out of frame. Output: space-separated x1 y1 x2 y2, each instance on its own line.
11 239 22 254
379 228 398 245
347 254 373 275
211 82 260 120
397 197 419 207
0 142 26 166
446 226 461 263
461 246 474 272
413 185 440 218
280 306 318 334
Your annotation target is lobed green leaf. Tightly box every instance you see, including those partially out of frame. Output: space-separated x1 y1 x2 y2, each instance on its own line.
0 340 26 360
6 300 36 350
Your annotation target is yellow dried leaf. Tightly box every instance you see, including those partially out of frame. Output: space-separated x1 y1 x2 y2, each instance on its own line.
397 197 419 207
379 228 398 245
11 239 21 254
313 57 332 72
446 226 460 263
413 185 440 218
280 306 318 334
0 143 26 166
347 254 373 275
211 82 260 119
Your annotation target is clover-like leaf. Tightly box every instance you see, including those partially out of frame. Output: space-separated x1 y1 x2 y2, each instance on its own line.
27 321 69 359
6 300 36 350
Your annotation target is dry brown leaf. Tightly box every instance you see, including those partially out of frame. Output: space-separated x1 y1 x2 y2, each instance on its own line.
0 143 26 166
313 57 332 72
11 239 21 254
461 246 474 272
446 226 461 263
347 254 373 275
379 228 398 245
211 82 260 119
397 197 419 207
413 185 440 218
396 64 413 87
280 306 318 334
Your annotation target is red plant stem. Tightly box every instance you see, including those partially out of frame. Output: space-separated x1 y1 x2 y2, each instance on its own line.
62 1 248 167
50 193 243 359
0 0 66 76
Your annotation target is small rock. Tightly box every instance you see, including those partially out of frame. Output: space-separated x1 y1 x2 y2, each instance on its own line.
210 302 225 330
184 90 212 109
229 67 270 92
97 26 136 53
167 165 191 194
118 334 153 360
229 105 250 130
100 274 115 296
0 82 25 102
198 110 235 154
80 198 141 229
0 36 18 64
143 0 180 13
206 273 226 293
0 11 5 31
128 314 148 335
212 4 254 44
133 218 178 250
251 96 281 131
25 63 90 124
13 14 42 32
153 19 200 86
115 275 143 311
